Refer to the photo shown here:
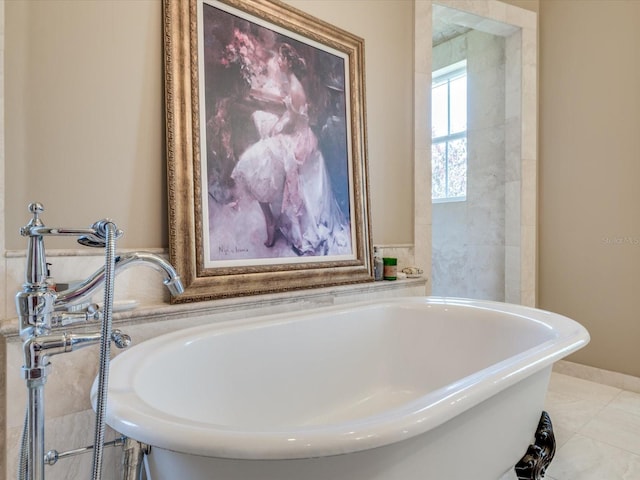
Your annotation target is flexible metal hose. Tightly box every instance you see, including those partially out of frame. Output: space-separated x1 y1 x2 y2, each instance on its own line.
91 222 118 480
17 406 28 480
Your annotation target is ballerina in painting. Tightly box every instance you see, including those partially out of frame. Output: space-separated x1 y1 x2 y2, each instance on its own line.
231 42 351 256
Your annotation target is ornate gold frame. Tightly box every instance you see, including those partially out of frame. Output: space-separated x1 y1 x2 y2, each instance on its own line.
164 0 372 303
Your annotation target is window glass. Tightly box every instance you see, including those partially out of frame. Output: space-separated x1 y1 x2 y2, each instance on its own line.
447 137 467 198
431 82 449 138
431 141 447 199
449 75 467 134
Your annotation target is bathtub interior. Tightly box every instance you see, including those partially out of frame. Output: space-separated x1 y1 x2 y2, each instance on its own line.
124 300 558 429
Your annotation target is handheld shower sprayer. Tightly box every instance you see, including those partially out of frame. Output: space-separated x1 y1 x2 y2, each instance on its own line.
77 220 124 248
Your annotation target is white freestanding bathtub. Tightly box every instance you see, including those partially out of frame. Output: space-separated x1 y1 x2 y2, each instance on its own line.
94 297 589 480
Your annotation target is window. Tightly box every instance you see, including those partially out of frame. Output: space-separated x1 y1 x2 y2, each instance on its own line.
431 61 467 202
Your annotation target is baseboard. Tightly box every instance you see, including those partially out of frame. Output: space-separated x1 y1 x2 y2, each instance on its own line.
553 360 640 394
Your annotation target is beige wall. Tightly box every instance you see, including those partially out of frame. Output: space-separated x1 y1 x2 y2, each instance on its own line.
538 0 640 377
5 0 167 250
504 0 538 13
4 0 414 250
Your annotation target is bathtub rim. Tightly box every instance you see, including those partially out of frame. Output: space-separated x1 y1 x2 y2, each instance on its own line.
93 296 590 459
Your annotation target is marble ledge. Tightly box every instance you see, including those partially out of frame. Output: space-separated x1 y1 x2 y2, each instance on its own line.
4 247 166 258
0 277 428 340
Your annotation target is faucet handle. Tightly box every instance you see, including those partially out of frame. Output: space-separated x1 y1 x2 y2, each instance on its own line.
28 202 44 216
111 330 131 349
50 303 102 328
21 202 45 236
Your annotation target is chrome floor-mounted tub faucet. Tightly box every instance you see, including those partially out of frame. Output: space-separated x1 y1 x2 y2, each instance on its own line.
16 202 184 480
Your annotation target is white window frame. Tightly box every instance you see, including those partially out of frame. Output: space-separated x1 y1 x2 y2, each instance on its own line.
432 60 467 203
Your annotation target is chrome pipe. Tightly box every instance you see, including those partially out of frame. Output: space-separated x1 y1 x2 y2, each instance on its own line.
23 227 108 238
44 436 125 466
26 379 45 480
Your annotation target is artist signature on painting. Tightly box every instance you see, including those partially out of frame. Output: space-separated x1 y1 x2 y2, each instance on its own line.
218 244 249 256
601 236 639 246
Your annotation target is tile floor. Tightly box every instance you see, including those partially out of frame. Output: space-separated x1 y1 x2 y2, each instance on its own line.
531 372 640 479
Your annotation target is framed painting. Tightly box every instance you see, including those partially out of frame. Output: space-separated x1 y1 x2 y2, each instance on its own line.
164 0 372 302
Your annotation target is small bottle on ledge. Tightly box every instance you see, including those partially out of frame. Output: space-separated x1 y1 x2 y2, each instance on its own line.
383 257 397 281
373 246 384 281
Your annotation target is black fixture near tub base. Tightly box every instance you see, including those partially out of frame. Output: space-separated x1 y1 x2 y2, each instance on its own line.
515 411 556 480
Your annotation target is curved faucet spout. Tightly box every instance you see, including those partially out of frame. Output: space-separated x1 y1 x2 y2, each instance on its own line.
55 252 184 306
116 252 184 296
